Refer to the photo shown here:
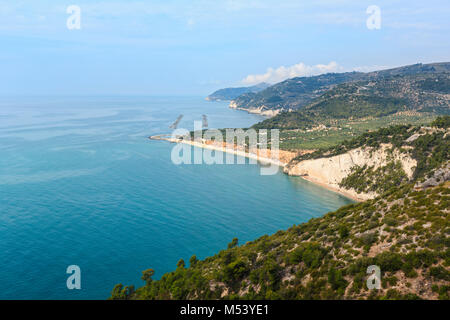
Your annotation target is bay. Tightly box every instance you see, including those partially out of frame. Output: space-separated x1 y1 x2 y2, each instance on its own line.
0 96 353 299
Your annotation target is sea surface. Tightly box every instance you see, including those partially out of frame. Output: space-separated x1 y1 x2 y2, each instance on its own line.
0 96 353 299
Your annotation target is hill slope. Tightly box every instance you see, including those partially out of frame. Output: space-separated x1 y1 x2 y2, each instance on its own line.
231 72 365 113
234 62 450 118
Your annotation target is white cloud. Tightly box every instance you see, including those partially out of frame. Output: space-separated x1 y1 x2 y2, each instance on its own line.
241 61 343 85
240 62 401 85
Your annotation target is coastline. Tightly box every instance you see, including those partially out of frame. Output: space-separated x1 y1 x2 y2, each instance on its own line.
296 175 363 202
150 135 360 202
229 101 281 117
150 135 286 167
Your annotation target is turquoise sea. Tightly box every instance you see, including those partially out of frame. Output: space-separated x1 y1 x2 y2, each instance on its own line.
0 96 353 299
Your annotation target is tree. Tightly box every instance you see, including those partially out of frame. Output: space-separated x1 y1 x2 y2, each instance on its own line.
109 284 135 300
189 255 198 267
228 238 239 249
141 269 155 285
339 225 350 239
431 115 450 129
177 259 186 269
328 267 347 291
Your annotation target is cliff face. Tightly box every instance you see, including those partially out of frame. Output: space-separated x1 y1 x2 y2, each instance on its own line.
229 101 282 117
415 162 450 189
284 144 417 200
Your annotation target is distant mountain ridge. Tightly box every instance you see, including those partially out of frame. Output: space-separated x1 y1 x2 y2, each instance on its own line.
231 62 450 116
206 83 270 101
231 72 366 113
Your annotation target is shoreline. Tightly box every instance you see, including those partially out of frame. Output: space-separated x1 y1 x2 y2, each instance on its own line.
297 175 363 202
150 135 286 167
149 135 360 202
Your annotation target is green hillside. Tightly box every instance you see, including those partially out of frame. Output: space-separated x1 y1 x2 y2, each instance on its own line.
253 73 450 131
232 72 365 111
234 63 450 117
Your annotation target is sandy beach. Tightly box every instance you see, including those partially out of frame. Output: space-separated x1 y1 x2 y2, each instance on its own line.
150 135 287 167
297 175 365 202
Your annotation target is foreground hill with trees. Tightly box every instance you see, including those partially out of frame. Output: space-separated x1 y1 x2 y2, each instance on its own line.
111 117 450 300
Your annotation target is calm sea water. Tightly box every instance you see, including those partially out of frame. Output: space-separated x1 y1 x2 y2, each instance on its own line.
0 96 353 299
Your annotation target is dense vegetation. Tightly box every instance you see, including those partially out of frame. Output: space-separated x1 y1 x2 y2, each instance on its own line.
111 117 450 300
339 161 408 195
432 115 450 128
307 95 407 119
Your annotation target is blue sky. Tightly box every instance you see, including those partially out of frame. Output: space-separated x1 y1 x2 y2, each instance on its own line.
0 0 449 95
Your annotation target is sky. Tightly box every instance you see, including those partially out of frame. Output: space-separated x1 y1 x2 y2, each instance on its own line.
0 0 449 96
